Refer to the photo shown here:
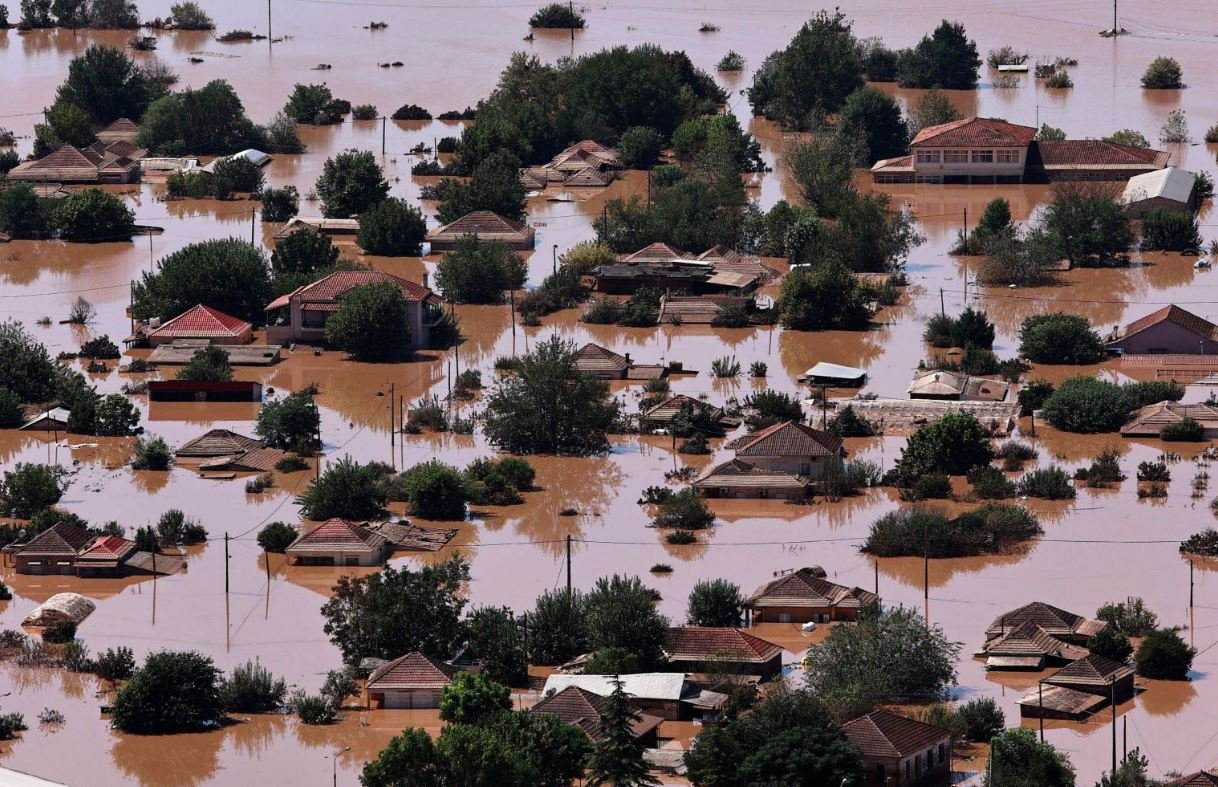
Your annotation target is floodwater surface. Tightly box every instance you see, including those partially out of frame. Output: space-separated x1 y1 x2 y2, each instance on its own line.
4 0 1218 784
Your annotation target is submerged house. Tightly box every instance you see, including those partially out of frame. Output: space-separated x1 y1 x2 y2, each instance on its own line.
531 686 662 745
1121 166 1197 216
986 602 1106 646
978 621 1090 671
871 117 1169 184
661 627 784 680
10 524 178 578
425 211 535 251
8 141 146 184
522 141 624 190
1019 653 1136 721
1104 305 1218 356
12 522 95 575
1121 401 1218 438
140 304 254 348
745 566 880 624
19 407 72 431
265 270 442 351
907 369 1013 402
641 394 726 433
96 118 141 145
541 673 726 721
592 242 762 296
574 343 666 381
365 652 455 709
272 216 361 243
843 709 952 787
694 421 845 500
285 518 389 567
175 429 265 459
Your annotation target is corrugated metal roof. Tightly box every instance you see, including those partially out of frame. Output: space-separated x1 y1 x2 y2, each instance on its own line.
1122 166 1196 205
542 673 688 701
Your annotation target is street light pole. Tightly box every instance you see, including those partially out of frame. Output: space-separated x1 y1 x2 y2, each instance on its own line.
331 746 350 787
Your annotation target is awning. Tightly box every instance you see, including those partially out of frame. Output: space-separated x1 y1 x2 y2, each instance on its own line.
986 655 1045 670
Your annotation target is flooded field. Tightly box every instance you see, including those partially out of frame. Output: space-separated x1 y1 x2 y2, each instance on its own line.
3 0 1218 783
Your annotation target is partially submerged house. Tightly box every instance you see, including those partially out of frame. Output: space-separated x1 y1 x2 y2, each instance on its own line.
870 116 1169 184
641 394 726 433
1121 166 1197 216
531 686 662 745
271 216 361 243
96 118 141 145
541 673 726 721
1171 773 1218 787
656 295 753 325
285 518 390 567
1105 305 1218 356
265 270 441 351
365 652 455 709
661 627 784 679
174 429 265 459
10 523 179 578
907 369 1013 402
12 522 95 575
199 148 272 174
829 397 1020 435
8 142 146 184
723 421 845 479
425 211 535 251
745 566 880 624
19 407 71 431
1020 653 1136 720
1121 401 1218 438
986 602 1106 645
574 343 667 381
843 709 952 787
592 242 762 296
139 304 254 348
977 621 1090 671
801 362 867 387
521 141 624 190
147 380 263 402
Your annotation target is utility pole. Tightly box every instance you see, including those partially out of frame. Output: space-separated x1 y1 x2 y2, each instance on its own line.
268 0 272 41
1113 0 1118 35
1038 681 1044 740
565 534 572 595
1111 678 1117 775
962 207 968 247
1122 716 1127 760
874 559 878 596
224 532 230 594
509 288 516 337
389 382 395 451
1190 558 1195 609
251 209 255 245
939 288 945 316
381 116 386 155
264 548 271 583
552 244 558 275
148 231 154 272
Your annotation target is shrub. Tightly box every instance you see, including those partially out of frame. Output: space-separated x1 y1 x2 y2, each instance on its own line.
1019 313 1105 364
665 530 697 545
156 509 207 545
1045 71 1073 89
863 504 1041 558
95 647 136 684
1088 627 1133 663
351 104 378 120
710 356 741 378
1160 109 1190 144
274 455 309 473
1017 466 1075 500
1141 208 1201 252
1075 448 1125 486
653 489 714 530
717 50 745 72
212 156 264 196
529 2 584 28
1181 528 1218 556
986 45 1028 68
1041 377 1132 433
1122 380 1185 409
168 2 213 29
1104 129 1151 148
51 189 136 241
581 296 625 324
889 412 993 483
131 436 172 471
94 394 140 437
1142 57 1183 89
1097 597 1159 635
910 474 953 500
220 660 287 712
967 465 1016 500
111 651 223 733
1137 461 1170 482
79 335 119 359
995 441 1038 465
257 522 297 552
1135 628 1195 679
827 405 876 438
711 304 750 328
923 307 995 349
957 698 1005 742
0 713 27 740
357 198 427 256
293 693 337 724
42 620 77 644
749 361 767 378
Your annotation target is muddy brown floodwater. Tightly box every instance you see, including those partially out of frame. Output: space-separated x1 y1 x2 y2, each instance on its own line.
4 0 1218 784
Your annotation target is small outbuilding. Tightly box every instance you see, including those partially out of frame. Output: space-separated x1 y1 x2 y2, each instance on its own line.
18 407 71 431
365 652 455 709
801 362 867 387
541 673 725 721
907 369 1012 402
1121 166 1197 217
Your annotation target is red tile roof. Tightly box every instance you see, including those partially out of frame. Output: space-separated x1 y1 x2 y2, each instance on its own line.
643 394 724 424
692 458 808 490
271 270 433 310
843 709 950 759
986 602 1105 640
911 117 1037 148
175 429 265 458
17 522 95 557
747 568 879 610
100 118 140 135
366 652 455 690
981 621 1089 660
1121 401 1218 436
1045 653 1135 689
76 535 137 567
532 685 663 741
1118 305 1218 343
727 421 842 458
663 627 783 664
1172 773 1218 787
150 304 252 340
1038 140 1169 169
427 211 530 237
575 343 630 374
286 518 387 554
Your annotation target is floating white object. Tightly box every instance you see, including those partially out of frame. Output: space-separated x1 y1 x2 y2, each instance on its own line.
801 621 817 632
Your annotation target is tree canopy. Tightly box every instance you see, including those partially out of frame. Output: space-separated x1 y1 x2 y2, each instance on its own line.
835 87 909 163
482 336 620 454
138 80 269 156
985 728 1075 787
51 189 135 242
111 651 224 733
897 19 981 89
434 237 527 304
1018 313 1106 364
437 150 527 225
357 198 428 256
585 574 668 670
56 45 153 125
297 456 389 520
133 239 271 323
325 282 412 361
889 412 993 482
316 150 389 218
256 388 321 450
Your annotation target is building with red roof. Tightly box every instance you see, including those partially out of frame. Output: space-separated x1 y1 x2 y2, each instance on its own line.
531 685 662 745
265 270 441 351
285 518 389 566
843 709 952 786
365 652 456 708
146 304 253 347
662 627 784 679
745 566 880 624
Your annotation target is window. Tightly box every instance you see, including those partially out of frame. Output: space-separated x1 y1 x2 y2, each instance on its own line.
915 150 940 163
944 150 969 163
928 747 935 766
302 311 328 329
971 150 994 163
875 764 885 781
758 489 768 499
940 742 948 761
997 149 1020 163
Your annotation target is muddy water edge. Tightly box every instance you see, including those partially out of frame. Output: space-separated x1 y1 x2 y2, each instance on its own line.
4 0 1218 784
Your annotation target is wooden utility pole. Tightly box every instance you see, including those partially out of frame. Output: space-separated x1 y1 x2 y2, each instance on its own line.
264 549 271 583
1113 0 1118 34
381 116 387 155
1190 558 1195 609
251 209 255 245
224 532 230 594
873 559 878 595
939 288 945 316
1038 681 1044 741
565 535 572 595
509 288 516 337
1111 678 1117 775
389 382 395 450
268 0 272 40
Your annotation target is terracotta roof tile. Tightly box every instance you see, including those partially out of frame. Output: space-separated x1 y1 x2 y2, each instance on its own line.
692 458 807 489
175 429 265 458
843 709 950 759
1121 401 1218 436
662 627 783 663
427 211 530 238
532 686 663 741
727 421 842 458
982 622 1090 660
747 568 879 609
1038 140 1169 168
575 343 630 374
286 518 387 554
986 602 1104 640
643 394 723 424
18 522 95 557
366 652 455 690
1171 772 1218 787
1045 653 1135 688
911 117 1037 148
1118 305 1218 343
150 304 252 340
621 243 692 264
291 270 432 305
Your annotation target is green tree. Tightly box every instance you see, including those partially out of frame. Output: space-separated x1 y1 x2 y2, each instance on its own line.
271 228 341 277
219 659 287 712
777 259 871 330
483 335 620 454
55 44 151 124
586 678 661 787
175 346 233 382
1141 56 1183 89
836 87 908 163
1095 750 1159 787
1135 628 1195 680
804 605 960 719
437 723 537 787
529 2 584 28
0 183 50 239
94 646 136 685
907 87 962 136
493 711 591 787
786 133 859 218
111 651 224 733
297 456 389 520
256 388 321 450
687 579 744 627
1141 208 1202 252
435 236 527 304
211 156 264 197
437 150 527 224
168 2 213 28
256 521 297 553
525 589 589 665
32 100 94 158
0 321 58 403
439 672 511 725
957 697 1004 741
466 606 528 687
316 150 389 218
0 388 23 429
133 239 271 323
357 197 427 256
985 728 1075 787
1104 129 1151 148
361 728 441 787
653 488 715 529
320 556 471 663
898 19 981 89
1087 627 1133 663
392 460 468 520
617 126 664 168
1043 186 1133 265
1018 313 1106 364
0 463 65 518
283 82 337 124
93 393 140 436
824 191 921 272
259 185 299 223
51 189 135 241
138 80 266 155
585 574 668 669
890 411 992 481
131 436 172 471
748 10 864 128
324 282 412 361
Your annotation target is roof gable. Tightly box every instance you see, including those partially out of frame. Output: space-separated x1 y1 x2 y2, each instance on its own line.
18 522 95 556
575 343 629 372
662 627 783 663
294 270 432 304
151 304 252 339
748 568 879 609
621 243 692 264
1120 305 1218 343
175 429 265 457
429 211 529 237
1037 139 1169 168
287 518 386 553
1045 653 1135 687
366 652 454 690
728 421 842 458
987 602 1086 636
843 709 950 759
911 117 1037 148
